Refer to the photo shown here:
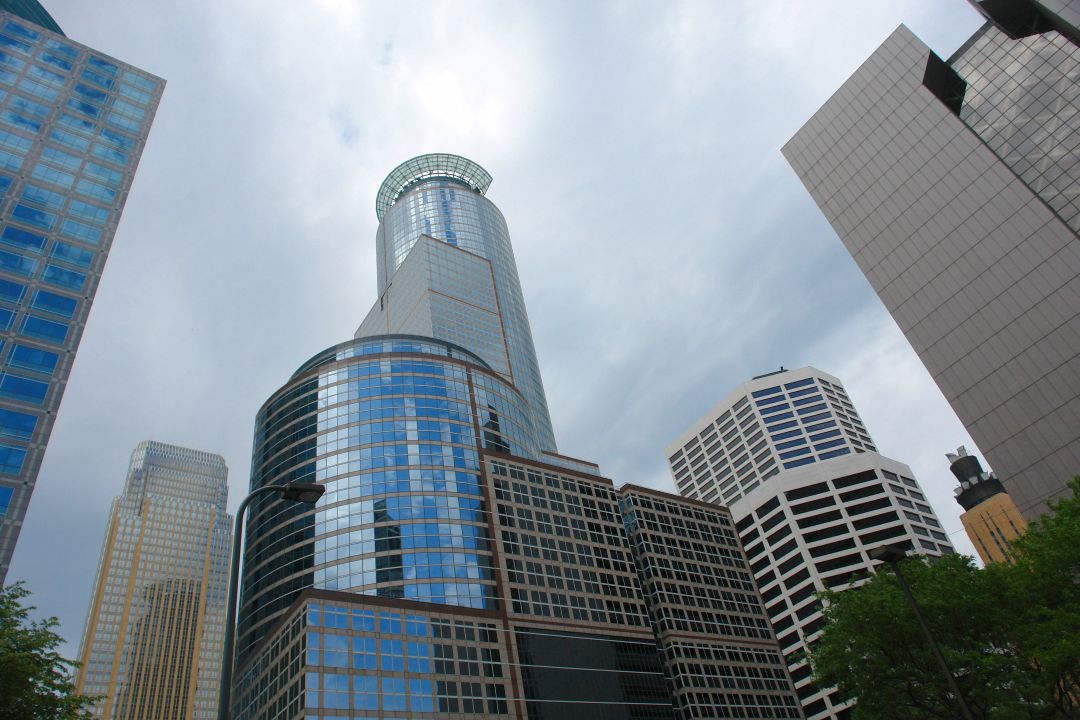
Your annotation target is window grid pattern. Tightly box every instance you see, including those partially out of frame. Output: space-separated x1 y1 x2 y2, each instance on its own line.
0 11 162 581
619 487 800 719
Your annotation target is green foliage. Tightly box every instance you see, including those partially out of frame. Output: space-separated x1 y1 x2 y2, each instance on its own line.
0 582 98 720
812 478 1080 719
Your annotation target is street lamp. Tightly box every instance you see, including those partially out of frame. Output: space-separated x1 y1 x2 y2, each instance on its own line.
217 482 325 720
868 545 975 720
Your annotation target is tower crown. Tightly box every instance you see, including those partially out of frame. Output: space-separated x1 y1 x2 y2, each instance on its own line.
375 153 493 220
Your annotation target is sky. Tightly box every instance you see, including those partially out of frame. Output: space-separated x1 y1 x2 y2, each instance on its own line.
7 0 989 652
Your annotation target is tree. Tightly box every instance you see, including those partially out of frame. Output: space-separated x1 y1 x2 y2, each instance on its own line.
811 478 1080 719
0 582 98 719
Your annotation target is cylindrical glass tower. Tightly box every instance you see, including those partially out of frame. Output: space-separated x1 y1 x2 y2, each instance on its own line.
374 154 557 452
236 335 541 661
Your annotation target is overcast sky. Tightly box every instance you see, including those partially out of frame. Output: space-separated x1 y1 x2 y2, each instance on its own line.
8 0 988 652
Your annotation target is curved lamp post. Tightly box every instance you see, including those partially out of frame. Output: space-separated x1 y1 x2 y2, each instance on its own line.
217 482 325 720
869 545 975 720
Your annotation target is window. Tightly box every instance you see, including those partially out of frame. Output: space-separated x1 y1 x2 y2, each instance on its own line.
0 373 48 403
31 291 76 318
42 265 85 291
19 315 67 344
0 408 35 439
0 443 25 474
9 345 57 374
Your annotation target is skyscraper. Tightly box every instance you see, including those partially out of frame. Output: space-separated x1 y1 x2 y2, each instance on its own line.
231 156 796 718
75 441 232 720
950 445 1027 564
782 8 1080 520
666 367 952 720
0 4 163 581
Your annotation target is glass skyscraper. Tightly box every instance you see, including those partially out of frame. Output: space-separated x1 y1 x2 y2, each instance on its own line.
783 7 1080 520
233 156 797 718
75 441 232 720
0 4 162 581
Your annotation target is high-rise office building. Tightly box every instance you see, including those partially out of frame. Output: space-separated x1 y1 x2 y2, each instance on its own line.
0 4 163 581
666 367 952 720
782 7 1080 520
232 156 796 719
75 441 232 720
950 445 1027 564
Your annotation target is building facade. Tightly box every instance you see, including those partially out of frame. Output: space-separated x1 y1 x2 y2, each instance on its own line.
782 12 1080 520
950 445 1027 564
75 441 232 720
0 5 163 580
666 367 952 720
234 156 796 718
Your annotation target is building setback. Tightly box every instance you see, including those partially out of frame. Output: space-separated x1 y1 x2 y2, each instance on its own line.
75 441 232 720
782 10 1080 520
0 4 163 581
667 367 952 720
232 155 796 718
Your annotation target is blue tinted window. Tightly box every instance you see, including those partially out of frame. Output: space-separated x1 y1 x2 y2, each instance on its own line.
74 83 108 102
80 68 113 88
51 243 93 268
770 429 802 441
766 419 798 432
59 219 102 245
776 437 807 450
0 278 23 303
0 308 12 330
751 386 781 398
11 204 54 230
763 410 793 423
0 443 26 474
819 448 852 460
31 164 75 189
117 83 151 105
40 146 82 171
19 316 66 344
784 378 815 390
810 429 842 442
122 70 157 92
0 148 21 171
0 130 31 154
1 225 45 252
106 113 139 132
57 113 94 134
18 78 58 102
0 50 24 70
90 143 127 166
66 98 99 119
10 95 48 118
0 373 48 403
0 486 11 516
44 40 77 58
0 408 34 439
99 128 133 150
1 111 40 132
793 394 824 406
84 162 122 186
0 250 36 276
779 447 811 460
800 411 832 424
39 53 72 71
67 200 108 225
31 291 76 318
814 438 847 451
760 402 790 416
796 403 827 415
75 179 115 204
49 129 90 152
88 56 118 75
782 456 816 470
0 34 31 54
0 176 10 195
4 21 37 41
755 394 787 408
27 65 64 86
805 420 837 433
42 265 85 291
22 184 65 209
9 345 57 374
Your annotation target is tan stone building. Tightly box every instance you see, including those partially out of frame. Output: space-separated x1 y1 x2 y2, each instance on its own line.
950 446 1027 565
75 441 232 719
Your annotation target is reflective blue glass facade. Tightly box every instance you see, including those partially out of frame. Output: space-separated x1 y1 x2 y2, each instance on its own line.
0 12 162 581
371 156 557 453
237 335 541 660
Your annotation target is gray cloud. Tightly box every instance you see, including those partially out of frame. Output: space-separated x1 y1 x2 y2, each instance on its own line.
9 0 986 655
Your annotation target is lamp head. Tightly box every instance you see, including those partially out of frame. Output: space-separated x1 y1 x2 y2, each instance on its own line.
279 482 325 504
868 545 908 564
